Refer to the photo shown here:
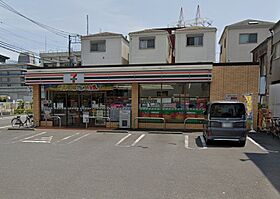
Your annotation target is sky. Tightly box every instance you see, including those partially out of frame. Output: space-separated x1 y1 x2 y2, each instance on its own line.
0 0 280 62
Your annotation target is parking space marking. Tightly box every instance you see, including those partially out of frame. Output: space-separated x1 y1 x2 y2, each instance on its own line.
54 133 80 144
199 135 207 149
22 136 53 144
0 125 11 129
11 132 37 140
184 135 194 149
247 137 279 153
66 133 90 144
115 133 132 146
12 131 47 143
131 134 145 147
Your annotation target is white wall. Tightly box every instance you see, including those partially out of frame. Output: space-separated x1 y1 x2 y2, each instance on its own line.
175 30 216 63
227 27 271 62
269 84 280 118
121 39 129 62
129 33 169 64
82 37 127 66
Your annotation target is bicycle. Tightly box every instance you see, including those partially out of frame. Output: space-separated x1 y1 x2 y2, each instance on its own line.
11 114 34 128
270 117 280 139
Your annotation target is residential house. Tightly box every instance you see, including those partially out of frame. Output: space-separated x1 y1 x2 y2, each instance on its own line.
219 19 274 62
81 32 129 66
129 29 172 64
252 37 272 105
175 26 216 63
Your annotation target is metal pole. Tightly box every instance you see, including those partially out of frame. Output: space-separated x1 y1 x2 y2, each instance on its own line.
68 35 71 66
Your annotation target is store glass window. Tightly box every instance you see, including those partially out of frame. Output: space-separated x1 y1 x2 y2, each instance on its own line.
139 83 210 123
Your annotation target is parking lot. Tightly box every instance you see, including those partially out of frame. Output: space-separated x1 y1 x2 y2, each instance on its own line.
0 128 279 199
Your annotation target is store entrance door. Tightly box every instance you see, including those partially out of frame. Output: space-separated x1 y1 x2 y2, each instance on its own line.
63 91 107 127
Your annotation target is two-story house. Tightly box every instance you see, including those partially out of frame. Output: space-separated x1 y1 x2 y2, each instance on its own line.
175 26 216 63
219 19 274 62
129 29 171 64
81 32 129 66
129 26 216 64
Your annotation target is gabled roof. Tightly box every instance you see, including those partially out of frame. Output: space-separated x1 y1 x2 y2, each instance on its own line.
270 20 280 31
175 26 217 32
129 29 168 35
229 19 274 28
219 19 275 44
81 32 129 43
82 32 123 37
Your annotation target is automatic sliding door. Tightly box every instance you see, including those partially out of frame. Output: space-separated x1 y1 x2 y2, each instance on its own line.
67 92 80 127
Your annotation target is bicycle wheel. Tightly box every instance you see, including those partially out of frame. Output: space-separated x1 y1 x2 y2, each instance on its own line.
26 118 34 128
11 118 21 128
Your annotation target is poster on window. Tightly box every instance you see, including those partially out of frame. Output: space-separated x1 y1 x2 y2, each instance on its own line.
244 94 253 124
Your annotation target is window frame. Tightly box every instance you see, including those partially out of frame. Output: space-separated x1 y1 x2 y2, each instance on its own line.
239 33 258 44
90 40 106 52
139 37 155 49
186 34 204 47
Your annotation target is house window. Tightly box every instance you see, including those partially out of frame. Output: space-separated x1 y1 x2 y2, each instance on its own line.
139 37 155 49
186 34 203 46
239 33 257 44
90 40 106 52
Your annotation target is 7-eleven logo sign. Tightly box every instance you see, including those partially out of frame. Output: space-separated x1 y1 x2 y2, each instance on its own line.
71 73 77 83
64 73 84 84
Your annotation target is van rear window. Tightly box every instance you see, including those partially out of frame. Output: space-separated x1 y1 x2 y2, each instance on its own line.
210 103 246 118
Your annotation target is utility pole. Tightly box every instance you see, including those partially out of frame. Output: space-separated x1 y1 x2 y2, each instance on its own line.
68 35 72 66
86 15 89 35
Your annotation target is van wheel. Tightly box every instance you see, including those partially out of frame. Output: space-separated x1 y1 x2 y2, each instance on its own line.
239 140 246 147
206 138 211 145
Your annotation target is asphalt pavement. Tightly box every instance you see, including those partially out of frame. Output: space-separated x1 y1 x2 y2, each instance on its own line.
0 126 279 199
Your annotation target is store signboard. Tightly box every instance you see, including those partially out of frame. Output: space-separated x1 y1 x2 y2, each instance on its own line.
46 84 114 91
64 73 84 84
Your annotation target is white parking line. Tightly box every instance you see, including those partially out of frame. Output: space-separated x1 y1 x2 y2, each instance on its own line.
199 135 207 149
131 134 145 147
66 133 90 144
0 125 11 129
12 131 47 143
54 133 80 144
184 135 193 149
246 137 280 153
115 133 132 146
11 132 36 140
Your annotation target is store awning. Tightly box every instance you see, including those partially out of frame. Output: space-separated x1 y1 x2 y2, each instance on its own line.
26 63 213 85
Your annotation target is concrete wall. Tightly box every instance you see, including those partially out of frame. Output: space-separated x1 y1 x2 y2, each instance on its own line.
226 28 271 62
210 65 259 128
129 33 169 64
82 37 128 66
175 29 216 62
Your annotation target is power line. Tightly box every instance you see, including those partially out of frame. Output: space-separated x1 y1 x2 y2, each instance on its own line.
0 39 63 64
0 25 66 50
0 0 79 38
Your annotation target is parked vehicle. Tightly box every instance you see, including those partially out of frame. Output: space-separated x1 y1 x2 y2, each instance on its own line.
11 114 34 128
203 101 247 146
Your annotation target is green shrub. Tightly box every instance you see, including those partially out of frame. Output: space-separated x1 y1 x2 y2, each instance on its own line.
14 109 25 115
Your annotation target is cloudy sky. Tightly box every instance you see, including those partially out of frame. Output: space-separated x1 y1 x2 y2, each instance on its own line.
0 0 280 62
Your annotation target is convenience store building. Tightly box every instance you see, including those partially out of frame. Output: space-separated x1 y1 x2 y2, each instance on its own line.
26 62 259 130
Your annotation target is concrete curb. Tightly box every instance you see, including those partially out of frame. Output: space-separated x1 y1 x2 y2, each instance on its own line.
148 131 183 135
8 127 35 131
96 130 128 134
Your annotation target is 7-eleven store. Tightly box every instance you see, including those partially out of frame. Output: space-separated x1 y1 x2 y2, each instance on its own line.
26 62 259 129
